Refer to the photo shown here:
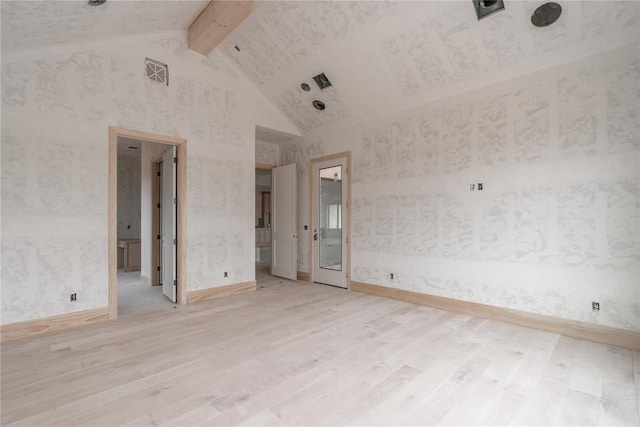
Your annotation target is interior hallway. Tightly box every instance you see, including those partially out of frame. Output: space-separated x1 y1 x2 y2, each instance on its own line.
2 273 639 426
117 270 175 316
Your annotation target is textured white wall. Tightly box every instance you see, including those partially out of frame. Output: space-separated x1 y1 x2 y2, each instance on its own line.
285 43 640 331
116 154 141 240
255 139 279 165
1 32 299 325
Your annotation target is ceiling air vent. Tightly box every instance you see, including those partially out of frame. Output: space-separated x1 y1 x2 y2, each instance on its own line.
313 73 332 90
473 0 505 20
145 58 169 86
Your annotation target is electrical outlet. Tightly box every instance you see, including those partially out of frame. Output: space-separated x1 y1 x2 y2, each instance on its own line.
390 273 395 280
470 183 475 191
478 183 483 191
70 293 77 302
592 301 600 312
224 272 228 278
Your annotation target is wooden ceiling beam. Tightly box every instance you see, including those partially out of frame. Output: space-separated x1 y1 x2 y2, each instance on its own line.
188 0 260 56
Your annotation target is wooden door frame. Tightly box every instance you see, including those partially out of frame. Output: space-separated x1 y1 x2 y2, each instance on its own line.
256 163 276 170
109 126 187 319
309 152 352 288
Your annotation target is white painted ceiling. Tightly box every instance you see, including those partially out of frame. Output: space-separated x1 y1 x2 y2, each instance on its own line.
219 1 640 134
117 136 142 158
1 0 209 54
2 1 637 137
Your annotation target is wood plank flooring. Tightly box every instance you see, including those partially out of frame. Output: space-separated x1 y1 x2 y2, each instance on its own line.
2 269 639 426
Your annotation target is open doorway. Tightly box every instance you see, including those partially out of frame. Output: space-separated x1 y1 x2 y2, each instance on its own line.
116 137 177 315
109 127 187 320
254 125 303 283
255 165 273 280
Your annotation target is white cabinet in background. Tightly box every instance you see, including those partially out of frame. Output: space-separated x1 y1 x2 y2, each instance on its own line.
256 228 271 247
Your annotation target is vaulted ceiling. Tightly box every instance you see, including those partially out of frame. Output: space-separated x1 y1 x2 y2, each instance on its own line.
2 1 638 137
217 1 639 134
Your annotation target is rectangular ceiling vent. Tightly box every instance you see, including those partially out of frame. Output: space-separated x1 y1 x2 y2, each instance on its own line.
473 0 505 20
313 72 332 90
145 57 169 86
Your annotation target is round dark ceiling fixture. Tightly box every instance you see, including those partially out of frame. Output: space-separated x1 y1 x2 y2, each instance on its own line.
88 0 106 6
531 2 562 27
301 83 311 92
312 100 325 111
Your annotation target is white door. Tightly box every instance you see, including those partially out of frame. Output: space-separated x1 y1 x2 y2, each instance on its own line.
162 146 177 302
271 163 297 280
312 157 348 288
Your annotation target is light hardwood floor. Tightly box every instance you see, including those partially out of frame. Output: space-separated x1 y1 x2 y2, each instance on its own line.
2 269 639 426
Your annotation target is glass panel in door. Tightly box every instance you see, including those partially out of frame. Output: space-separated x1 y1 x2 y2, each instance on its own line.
319 165 342 271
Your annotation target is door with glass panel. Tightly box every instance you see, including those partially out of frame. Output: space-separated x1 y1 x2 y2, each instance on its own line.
312 156 348 288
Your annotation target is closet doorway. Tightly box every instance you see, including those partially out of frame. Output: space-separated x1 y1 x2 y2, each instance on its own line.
255 164 274 279
108 126 187 319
